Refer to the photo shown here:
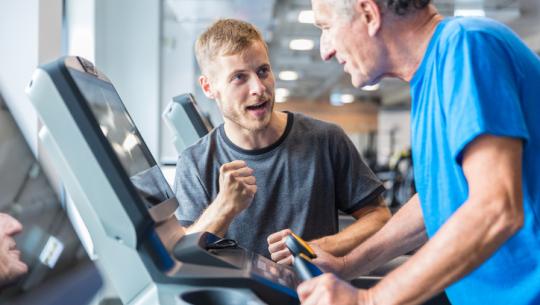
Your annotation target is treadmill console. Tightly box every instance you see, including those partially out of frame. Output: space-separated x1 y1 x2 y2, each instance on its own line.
162 93 213 154
27 56 301 305
174 232 298 288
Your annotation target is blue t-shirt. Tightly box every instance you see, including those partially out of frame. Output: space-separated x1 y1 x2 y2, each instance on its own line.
410 17 540 304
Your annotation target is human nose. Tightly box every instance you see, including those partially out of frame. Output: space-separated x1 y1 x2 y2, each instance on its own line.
320 32 335 61
0 214 23 236
249 74 266 96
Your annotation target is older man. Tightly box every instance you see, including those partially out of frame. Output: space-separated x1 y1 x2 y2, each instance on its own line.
297 0 540 304
0 213 27 287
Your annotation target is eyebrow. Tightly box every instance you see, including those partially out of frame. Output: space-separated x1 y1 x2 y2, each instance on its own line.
227 69 247 79
226 62 271 79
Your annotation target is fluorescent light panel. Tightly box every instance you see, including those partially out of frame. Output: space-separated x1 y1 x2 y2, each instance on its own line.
298 10 314 23
454 9 486 16
275 88 290 97
341 94 355 104
275 95 288 103
289 39 315 51
275 88 290 103
279 70 299 81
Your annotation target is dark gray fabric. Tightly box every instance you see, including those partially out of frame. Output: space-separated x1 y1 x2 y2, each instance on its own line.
174 112 384 257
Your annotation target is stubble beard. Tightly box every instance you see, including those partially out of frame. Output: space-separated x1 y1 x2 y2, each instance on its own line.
224 98 275 132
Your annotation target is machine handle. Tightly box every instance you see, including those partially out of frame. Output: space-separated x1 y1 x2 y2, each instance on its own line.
293 253 323 282
285 232 316 259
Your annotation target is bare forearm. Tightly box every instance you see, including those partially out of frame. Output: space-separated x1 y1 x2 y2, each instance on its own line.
372 197 522 305
342 195 427 279
186 197 236 237
186 160 256 237
155 216 186 252
313 205 391 256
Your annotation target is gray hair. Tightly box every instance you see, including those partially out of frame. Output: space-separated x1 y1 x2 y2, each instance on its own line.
324 0 431 16
320 0 357 19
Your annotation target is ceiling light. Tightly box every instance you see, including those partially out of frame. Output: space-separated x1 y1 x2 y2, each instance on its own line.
275 88 290 103
275 95 288 103
279 71 299 81
289 39 315 51
330 93 344 106
341 94 355 104
330 93 355 105
361 83 380 91
454 9 485 17
275 88 290 97
298 10 314 24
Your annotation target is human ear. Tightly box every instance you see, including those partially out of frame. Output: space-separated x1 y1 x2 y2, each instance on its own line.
355 0 382 37
199 75 215 99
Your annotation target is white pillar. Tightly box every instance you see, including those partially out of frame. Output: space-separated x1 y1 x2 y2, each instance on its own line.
94 0 162 160
0 0 62 155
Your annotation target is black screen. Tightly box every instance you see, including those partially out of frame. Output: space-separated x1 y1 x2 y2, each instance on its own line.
69 69 174 208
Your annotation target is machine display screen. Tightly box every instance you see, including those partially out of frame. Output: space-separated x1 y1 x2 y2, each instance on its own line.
69 69 174 208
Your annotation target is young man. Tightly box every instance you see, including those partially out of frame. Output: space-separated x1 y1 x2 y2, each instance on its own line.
173 19 391 260
298 0 540 304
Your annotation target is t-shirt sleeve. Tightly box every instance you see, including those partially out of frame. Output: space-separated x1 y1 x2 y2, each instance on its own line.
173 153 211 227
440 30 529 164
330 127 385 214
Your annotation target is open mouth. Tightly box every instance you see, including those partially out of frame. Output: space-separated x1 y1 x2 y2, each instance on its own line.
246 101 268 111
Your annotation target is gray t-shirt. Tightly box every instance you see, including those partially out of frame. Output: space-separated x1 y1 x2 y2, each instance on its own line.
174 112 384 257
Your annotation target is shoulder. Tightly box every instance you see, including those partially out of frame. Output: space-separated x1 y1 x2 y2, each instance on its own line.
290 112 345 136
287 112 352 154
438 17 516 47
430 17 522 78
177 127 221 170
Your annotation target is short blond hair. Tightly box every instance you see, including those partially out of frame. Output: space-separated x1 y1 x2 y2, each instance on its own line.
195 19 268 74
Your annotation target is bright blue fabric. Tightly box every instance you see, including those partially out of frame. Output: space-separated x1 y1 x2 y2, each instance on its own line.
410 17 540 304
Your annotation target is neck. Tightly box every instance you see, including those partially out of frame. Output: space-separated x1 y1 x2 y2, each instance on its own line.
382 5 443 82
223 111 288 150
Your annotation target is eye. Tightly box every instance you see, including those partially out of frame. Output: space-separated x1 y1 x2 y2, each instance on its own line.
257 66 270 78
316 22 330 31
231 73 247 83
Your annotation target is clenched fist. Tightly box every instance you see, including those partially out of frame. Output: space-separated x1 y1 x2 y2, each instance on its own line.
267 228 294 265
216 160 257 215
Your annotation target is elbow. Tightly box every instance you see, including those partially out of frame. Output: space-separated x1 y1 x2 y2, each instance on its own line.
380 206 392 223
502 195 524 237
497 214 523 245
374 206 392 228
489 197 524 240
504 208 524 236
